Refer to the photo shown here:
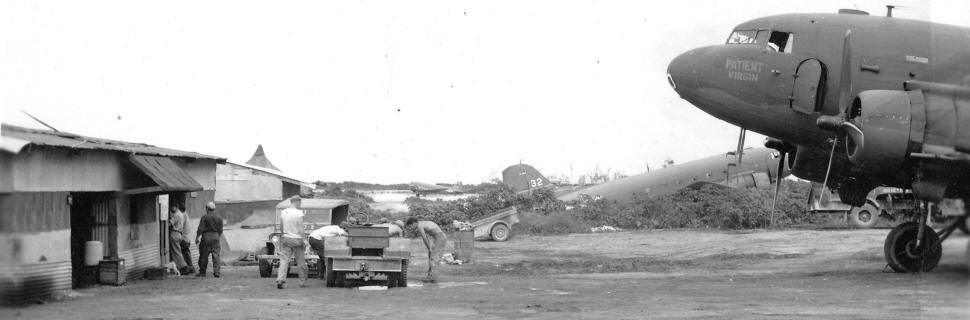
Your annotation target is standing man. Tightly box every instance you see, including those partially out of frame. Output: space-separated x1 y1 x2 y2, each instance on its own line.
168 205 189 275
404 217 446 282
277 196 308 289
177 205 195 275
195 202 223 278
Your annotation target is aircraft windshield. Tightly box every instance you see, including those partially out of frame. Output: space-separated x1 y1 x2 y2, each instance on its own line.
726 30 762 44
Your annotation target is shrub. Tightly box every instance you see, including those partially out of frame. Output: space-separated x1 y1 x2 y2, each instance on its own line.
517 209 590 235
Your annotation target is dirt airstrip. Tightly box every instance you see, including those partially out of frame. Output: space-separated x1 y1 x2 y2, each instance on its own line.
3 228 968 319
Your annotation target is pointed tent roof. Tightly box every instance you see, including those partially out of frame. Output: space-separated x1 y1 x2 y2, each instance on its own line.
244 144 281 171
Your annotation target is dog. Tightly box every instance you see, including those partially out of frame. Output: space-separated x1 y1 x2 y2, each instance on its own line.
163 261 181 276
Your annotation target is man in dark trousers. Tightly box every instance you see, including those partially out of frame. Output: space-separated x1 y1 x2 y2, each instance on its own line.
195 201 223 278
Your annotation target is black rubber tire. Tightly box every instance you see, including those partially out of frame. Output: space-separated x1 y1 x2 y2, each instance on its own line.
307 260 319 279
965 241 970 272
334 271 345 287
398 259 409 288
490 223 511 242
258 258 272 278
957 216 969 235
387 272 399 288
324 258 335 287
884 222 942 273
849 204 880 229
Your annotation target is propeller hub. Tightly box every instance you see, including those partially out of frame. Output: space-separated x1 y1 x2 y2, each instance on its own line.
816 115 845 132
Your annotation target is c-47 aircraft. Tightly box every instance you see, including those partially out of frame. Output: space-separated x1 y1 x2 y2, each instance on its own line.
408 181 451 197
503 147 788 205
668 8 970 272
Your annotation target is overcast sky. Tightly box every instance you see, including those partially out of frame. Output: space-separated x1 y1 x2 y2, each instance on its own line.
2 0 967 184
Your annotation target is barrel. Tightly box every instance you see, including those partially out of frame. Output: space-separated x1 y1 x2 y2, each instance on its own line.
84 241 103 266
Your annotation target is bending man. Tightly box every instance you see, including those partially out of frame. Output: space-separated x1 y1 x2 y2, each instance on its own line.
404 217 446 282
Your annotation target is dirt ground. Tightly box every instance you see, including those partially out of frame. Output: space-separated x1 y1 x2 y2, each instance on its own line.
3 228 969 319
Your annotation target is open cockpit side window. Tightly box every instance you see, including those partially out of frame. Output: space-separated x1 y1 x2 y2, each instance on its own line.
768 31 794 53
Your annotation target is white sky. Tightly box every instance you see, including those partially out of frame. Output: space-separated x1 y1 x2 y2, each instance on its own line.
2 0 967 184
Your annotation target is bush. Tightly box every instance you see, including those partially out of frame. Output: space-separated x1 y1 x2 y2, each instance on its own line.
517 209 590 235
403 180 817 234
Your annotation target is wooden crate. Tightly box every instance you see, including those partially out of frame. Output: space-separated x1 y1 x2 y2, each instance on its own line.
454 230 474 262
99 259 127 286
347 226 389 249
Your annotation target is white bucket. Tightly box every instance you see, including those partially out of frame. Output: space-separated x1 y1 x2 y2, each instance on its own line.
84 241 103 266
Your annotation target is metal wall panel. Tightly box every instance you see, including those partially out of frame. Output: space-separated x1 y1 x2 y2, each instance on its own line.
118 245 158 281
0 260 72 305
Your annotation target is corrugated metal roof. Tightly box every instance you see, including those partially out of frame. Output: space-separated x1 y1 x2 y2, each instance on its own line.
229 161 306 186
129 155 204 192
275 198 349 209
1 124 225 161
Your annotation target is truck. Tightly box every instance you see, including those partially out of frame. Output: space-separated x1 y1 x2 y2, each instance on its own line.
257 198 350 279
321 223 411 287
809 186 970 233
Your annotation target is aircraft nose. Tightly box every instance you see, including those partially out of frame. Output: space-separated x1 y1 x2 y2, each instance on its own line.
667 50 698 95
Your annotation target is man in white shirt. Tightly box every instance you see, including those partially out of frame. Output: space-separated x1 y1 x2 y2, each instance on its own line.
307 224 348 276
276 196 307 289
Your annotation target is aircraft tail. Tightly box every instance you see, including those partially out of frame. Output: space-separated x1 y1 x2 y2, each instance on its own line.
502 164 552 193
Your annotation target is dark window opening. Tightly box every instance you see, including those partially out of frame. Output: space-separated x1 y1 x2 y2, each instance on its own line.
768 31 794 53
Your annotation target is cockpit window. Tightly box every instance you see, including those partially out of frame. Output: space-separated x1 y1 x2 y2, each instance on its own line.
727 30 760 44
768 31 794 53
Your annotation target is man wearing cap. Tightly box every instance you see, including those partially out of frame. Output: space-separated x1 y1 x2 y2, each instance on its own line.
276 196 308 289
195 201 223 277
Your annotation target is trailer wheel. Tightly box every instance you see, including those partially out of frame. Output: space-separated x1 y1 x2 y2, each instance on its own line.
324 258 335 287
490 223 511 242
884 222 942 273
849 204 879 229
258 258 273 278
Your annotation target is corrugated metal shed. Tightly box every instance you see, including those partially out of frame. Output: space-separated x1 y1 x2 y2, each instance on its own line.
129 155 204 192
1 124 225 161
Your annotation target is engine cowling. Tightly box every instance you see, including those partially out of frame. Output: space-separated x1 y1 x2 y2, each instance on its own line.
790 145 846 182
844 90 915 172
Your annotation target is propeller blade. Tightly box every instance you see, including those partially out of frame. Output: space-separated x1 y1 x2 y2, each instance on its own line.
819 186 832 206
736 128 746 164
770 152 786 227
772 153 785 206
806 181 816 208
819 138 840 206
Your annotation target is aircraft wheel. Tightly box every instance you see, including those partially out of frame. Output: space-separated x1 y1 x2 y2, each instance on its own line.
884 222 942 273
490 223 511 242
258 258 273 278
849 204 879 229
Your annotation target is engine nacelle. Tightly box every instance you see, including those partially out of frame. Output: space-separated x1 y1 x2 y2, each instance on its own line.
790 145 846 183
845 90 915 172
